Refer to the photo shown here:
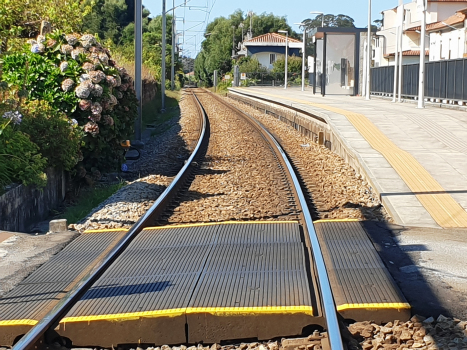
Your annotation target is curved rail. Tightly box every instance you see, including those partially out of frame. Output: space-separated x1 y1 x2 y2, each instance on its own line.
13 89 208 350
205 91 344 350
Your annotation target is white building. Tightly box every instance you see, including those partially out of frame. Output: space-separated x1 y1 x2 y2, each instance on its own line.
374 0 467 67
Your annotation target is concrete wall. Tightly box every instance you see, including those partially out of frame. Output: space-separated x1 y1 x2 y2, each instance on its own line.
0 168 66 232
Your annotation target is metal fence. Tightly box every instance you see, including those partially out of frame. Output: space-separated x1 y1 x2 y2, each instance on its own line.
371 58 467 101
243 72 302 87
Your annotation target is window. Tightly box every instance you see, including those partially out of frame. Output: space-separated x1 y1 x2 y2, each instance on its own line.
269 53 276 64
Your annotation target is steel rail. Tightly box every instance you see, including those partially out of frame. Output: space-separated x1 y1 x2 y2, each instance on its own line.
13 89 208 350
206 91 344 350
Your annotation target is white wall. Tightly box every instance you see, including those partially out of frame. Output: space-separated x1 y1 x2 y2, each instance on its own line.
429 29 466 61
375 1 467 66
252 52 284 70
428 2 467 23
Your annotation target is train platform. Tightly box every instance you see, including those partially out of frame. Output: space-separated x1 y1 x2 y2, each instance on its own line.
229 87 467 229
0 221 409 347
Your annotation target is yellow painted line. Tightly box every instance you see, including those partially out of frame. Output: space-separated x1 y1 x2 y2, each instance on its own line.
60 308 186 323
0 319 38 326
313 219 360 223
84 229 129 234
143 221 298 231
242 89 467 228
186 306 313 316
58 305 312 323
337 303 411 311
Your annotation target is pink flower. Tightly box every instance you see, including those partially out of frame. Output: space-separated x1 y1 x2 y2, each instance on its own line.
79 99 92 111
61 79 74 92
91 102 103 115
84 121 99 136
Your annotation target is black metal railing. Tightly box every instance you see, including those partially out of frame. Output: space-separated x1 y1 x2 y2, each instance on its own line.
371 58 467 101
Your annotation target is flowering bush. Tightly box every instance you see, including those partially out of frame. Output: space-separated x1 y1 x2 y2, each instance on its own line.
0 31 138 180
0 104 47 190
20 101 84 172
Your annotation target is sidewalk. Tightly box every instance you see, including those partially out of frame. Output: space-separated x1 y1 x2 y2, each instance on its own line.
230 87 467 228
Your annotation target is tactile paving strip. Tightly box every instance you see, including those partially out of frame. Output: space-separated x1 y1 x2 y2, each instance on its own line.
314 220 410 323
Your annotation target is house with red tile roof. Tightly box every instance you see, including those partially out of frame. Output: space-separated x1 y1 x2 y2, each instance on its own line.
237 33 303 70
374 0 467 66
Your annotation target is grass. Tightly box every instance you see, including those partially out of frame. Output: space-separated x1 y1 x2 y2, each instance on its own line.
60 182 126 224
142 90 181 135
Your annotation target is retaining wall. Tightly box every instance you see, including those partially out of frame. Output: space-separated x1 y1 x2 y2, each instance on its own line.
0 168 66 232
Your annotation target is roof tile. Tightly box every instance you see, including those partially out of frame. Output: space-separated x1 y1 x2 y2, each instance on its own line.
245 33 302 44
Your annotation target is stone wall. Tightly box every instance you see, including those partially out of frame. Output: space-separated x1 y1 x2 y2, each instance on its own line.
0 168 66 232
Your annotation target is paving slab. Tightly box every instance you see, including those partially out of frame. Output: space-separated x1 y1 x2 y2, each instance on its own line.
230 87 467 228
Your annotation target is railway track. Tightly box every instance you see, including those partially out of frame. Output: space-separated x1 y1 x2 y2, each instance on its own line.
1 88 409 350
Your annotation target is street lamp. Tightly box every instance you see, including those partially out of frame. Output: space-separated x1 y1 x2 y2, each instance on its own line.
310 11 324 28
239 23 244 41
278 30 288 89
295 22 307 92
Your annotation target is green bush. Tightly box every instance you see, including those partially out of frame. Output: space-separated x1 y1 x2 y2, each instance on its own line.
20 101 83 171
272 55 302 74
238 57 267 73
0 31 138 180
216 74 233 93
0 115 47 190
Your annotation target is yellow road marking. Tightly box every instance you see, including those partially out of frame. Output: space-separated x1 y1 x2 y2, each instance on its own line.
61 308 186 323
186 306 313 316
84 229 129 234
143 221 298 231
241 89 467 228
0 319 38 326
337 303 411 311
313 219 361 223
58 306 314 324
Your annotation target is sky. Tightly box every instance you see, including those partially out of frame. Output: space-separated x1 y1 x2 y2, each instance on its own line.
143 0 414 58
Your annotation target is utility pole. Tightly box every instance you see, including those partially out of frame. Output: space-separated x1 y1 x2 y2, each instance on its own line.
134 0 143 142
161 0 166 111
366 0 371 100
232 25 236 57
295 23 307 92
417 0 426 108
248 11 253 39
171 0 175 91
398 1 404 102
278 30 288 89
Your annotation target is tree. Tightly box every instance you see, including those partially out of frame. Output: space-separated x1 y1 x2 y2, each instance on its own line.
373 19 383 31
81 0 148 45
195 10 299 86
299 14 356 58
0 0 92 51
301 14 355 32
